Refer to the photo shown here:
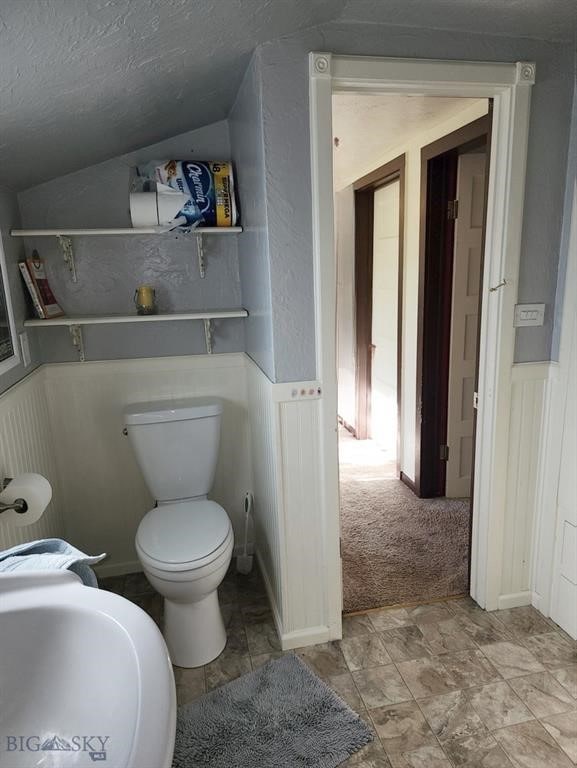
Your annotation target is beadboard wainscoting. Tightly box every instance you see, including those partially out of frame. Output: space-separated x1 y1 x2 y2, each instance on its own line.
245 357 283 621
42 354 253 576
499 362 553 609
0 354 565 646
0 367 64 550
246 357 331 649
247 356 559 644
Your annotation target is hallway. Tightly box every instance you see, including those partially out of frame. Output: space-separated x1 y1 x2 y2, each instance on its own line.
339 429 471 613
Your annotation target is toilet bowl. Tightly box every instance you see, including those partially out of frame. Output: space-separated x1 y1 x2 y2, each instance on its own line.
124 398 234 668
136 499 234 667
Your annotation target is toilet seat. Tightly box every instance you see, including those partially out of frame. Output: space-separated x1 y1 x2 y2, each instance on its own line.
136 500 232 573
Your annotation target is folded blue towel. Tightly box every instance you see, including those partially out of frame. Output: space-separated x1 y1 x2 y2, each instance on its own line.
0 538 106 587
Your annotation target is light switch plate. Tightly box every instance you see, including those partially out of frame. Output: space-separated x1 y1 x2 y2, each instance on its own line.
19 332 31 367
514 303 545 327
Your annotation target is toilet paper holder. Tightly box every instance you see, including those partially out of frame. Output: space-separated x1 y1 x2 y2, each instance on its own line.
0 478 28 515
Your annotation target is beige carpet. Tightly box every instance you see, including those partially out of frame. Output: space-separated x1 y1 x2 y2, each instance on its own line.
340 461 471 613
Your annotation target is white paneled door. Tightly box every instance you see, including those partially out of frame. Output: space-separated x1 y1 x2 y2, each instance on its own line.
446 151 486 498
550 314 577 637
370 180 400 453
550 185 577 638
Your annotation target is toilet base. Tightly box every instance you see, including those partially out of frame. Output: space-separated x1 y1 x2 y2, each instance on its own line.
164 590 227 668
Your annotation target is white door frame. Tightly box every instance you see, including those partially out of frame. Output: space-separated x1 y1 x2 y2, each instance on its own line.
309 53 535 634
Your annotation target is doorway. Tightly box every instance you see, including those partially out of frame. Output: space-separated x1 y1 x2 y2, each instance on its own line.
354 156 404 470
334 94 490 612
310 54 534 638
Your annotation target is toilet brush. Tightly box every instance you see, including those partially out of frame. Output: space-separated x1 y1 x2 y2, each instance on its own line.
236 492 254 574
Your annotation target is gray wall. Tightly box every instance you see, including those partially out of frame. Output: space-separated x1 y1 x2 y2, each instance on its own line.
18 121 244 363
9 27 575 379
229 53 276 381
253 23 575 381
0 185 41 393
553 75 577 360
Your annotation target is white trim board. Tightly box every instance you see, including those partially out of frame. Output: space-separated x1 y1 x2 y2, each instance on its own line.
498 591 533 610
310 53 535 631
94 559 142 578
256 550 286 648
245 353 335 646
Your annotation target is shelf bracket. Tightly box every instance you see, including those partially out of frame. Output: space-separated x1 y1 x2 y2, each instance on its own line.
69 324 85 362
203 319 213 354
196 234 206 279
57 235 78 283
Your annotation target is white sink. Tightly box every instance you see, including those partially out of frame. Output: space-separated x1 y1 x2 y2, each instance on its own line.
0 570 176 767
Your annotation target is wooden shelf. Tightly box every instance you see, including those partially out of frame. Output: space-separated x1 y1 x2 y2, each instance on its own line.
24 309 248 328
11 227 242 237
12 226 242 281
25 309 248 360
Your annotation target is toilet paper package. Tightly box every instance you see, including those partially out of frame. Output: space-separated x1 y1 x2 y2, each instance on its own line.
137 161 238 228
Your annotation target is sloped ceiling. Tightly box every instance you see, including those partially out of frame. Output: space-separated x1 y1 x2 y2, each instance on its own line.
341 0 577 43
0 0 575 191
0 0 347 191
332 94 487 190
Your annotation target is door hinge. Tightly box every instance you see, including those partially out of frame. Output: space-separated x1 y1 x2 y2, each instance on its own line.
447 200 459 220
440 444 450 461
473 391 479 410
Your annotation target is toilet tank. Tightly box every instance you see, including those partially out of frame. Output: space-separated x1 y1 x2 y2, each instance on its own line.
123 398 222 502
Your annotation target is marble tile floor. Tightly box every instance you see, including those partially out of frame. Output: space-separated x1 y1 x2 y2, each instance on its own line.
100 569 577 768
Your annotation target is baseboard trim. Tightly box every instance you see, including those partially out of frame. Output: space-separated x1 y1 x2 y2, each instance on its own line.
252 555 332 650
94 559 142 578
281 626 330 651
254 551 330 649
256 550 284 643
279 625 331 650
497 590 532 609
531 591 550 617
400 471 418 495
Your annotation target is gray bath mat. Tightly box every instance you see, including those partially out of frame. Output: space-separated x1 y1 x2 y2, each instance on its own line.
173 654 373 768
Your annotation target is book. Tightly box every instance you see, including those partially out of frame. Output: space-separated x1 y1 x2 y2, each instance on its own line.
19 261 45 319
25 251 64 318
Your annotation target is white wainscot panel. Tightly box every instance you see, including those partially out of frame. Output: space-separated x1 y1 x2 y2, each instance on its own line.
42 354 253 576
246 357 329 649
499 362 551 609
277 395 329 647
246 359 283 626
0 368 64 550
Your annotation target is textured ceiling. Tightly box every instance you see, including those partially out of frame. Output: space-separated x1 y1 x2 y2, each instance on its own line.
0 0 575 191
332 94 487 189
0 0 346 191
341 0 577 43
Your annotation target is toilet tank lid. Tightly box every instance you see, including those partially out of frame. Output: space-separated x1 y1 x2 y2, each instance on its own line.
124 398 222 425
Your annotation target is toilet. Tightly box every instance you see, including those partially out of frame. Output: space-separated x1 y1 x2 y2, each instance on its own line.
123 398 234 668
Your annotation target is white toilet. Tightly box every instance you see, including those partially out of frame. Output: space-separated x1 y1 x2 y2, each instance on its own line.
123 398 234 668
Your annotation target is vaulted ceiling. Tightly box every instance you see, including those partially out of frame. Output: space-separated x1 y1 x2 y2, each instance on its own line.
332 94 487 190
1 0 575 191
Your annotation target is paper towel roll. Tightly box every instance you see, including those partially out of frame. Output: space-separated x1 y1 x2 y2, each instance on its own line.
0 473 52 527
